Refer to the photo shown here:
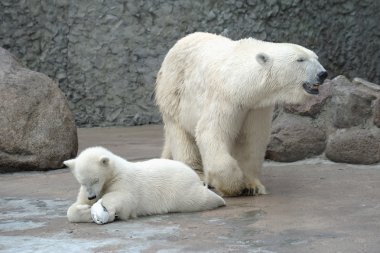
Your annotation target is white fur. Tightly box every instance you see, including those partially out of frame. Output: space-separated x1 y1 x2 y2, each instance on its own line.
65 147 225 224
155 32 326 196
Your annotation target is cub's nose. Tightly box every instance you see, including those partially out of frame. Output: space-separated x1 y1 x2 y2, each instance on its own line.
88 195 96 200
317 71 328 83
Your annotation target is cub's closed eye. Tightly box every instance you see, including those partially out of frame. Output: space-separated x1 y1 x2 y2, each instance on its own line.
92 178 99 184
297 58 305 62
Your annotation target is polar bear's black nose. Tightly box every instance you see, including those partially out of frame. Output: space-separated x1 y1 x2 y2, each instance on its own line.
317 71 328 83
88 195 96 200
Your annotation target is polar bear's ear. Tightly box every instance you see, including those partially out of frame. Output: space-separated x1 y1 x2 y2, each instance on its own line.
256 53 270 65
63 159 75 170
99 156 110 167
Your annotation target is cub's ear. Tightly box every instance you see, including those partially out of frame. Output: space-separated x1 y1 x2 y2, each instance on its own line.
63 159 75 170
256 53 270 65
99 156 110 167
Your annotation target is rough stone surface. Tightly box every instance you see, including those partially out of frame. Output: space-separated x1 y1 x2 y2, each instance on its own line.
353 77 380 92
331 76 376 129
268 76 380 164
352 78 380 128
0 0 379 126
326 129 380 164
374 99 380 128
0 48 78 172
266 115 326 162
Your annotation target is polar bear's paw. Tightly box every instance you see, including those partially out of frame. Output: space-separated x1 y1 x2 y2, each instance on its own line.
242 179 267 196
91 199 110 225
77 204 91 210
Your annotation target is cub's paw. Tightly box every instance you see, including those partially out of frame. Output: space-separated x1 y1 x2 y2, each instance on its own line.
67 204 93 223
242 179 267 196
91 199 109 225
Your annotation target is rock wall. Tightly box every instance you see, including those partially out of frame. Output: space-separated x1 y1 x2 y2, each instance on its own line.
0 0 379 126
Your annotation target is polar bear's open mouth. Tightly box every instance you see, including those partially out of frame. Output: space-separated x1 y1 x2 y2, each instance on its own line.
303 82 320 95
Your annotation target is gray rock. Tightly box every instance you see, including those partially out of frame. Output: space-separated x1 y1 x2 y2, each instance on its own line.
331 76 376 128
270 76 380 164
351 77 380 128
325 129 380 164
266 115 327 162
373 99 380 128
353 77 380 92
0 48 78 172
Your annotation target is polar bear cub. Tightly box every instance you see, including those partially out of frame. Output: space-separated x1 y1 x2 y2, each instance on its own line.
64 146 225 224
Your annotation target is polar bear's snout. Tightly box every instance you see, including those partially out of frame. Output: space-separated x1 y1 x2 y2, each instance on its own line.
317 71 328 83
311 70 328 94
303 69 328 95
85 187 98 200
88 195 96 200
87 191 97 200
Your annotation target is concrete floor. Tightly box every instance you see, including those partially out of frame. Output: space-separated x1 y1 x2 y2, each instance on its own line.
0 125 379 253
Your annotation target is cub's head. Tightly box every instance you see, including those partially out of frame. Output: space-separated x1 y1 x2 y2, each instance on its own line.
64 147 113 200
256 43 327 105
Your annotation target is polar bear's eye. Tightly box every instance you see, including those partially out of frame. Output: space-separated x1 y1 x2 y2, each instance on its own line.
297 58 305 62
91 178 99 185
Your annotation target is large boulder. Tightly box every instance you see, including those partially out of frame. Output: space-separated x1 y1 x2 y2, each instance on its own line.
331 76 377 129
0 48 78 172
351 78 380 128
325 128 380 164
266 115 327 162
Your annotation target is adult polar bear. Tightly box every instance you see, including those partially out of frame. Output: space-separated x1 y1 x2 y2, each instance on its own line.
155 32 327 196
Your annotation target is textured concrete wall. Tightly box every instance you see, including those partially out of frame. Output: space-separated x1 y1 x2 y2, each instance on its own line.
1 0 379 126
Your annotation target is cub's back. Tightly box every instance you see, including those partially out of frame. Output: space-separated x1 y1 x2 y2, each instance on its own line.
135 158 200 183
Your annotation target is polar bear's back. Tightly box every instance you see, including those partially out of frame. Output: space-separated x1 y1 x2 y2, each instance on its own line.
164 32 232 55
156 32 238 131
156 32 235 90
135 158 201 186
133 158 224 215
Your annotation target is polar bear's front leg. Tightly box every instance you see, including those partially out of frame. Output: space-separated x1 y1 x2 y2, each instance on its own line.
99 192 136 222
196 101 246 196
67 186 96 223
67 203 93 223
233 106 274 195
202 154 245 196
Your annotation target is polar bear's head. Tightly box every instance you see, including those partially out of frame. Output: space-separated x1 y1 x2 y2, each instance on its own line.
64 147 114 200
255 42 327 105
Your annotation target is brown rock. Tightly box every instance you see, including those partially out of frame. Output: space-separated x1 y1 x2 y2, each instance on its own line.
0 48 78 172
